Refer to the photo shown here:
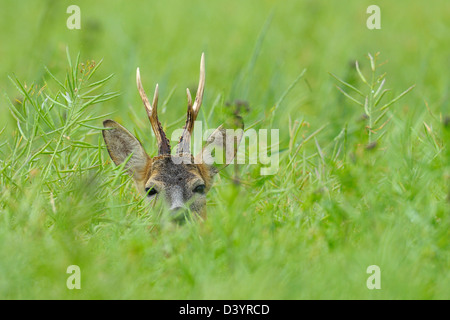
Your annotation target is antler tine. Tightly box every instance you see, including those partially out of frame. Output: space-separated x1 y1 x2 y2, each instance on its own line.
177 53 206 155
152 83 159 112
136 68 171 155
192 52 205 115
186 88 193 110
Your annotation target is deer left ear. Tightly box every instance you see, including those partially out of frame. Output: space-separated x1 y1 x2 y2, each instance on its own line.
102 119 151 184
195 125 243 176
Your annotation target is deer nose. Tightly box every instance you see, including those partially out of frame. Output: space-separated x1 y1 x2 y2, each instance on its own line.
169 207 190 224
168 187 189 223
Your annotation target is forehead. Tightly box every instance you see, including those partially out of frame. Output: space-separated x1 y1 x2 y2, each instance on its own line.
149 155 201 183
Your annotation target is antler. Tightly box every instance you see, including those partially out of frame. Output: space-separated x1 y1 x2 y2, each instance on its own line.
136 68 171 155
177 53 206 155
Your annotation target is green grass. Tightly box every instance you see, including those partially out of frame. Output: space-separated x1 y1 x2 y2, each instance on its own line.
0 0 449 299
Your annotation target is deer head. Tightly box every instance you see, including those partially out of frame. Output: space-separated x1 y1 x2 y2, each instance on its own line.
102 54 241 223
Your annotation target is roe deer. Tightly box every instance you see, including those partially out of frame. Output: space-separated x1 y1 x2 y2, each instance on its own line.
102 54 242 223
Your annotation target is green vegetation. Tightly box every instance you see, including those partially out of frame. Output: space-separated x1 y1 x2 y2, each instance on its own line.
0 0 448 299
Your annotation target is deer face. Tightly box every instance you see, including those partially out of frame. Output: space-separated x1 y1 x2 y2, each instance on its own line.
102 54 241 222
145 155 214 221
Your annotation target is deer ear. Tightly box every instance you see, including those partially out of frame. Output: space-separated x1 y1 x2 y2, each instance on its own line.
102 120 151 183
195 125 243 176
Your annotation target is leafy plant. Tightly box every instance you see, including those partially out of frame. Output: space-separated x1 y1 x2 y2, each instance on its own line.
330 52 415 147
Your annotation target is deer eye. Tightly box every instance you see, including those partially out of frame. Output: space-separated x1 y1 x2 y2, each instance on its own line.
193 184 206 194
145 186 158 197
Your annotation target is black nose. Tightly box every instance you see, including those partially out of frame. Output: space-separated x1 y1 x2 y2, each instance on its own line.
169 207 190 224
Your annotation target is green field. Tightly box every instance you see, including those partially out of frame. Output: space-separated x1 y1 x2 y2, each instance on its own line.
0 0 448 299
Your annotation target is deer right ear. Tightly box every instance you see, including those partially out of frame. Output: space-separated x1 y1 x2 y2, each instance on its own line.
196 125 243 176
102 120 151 184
